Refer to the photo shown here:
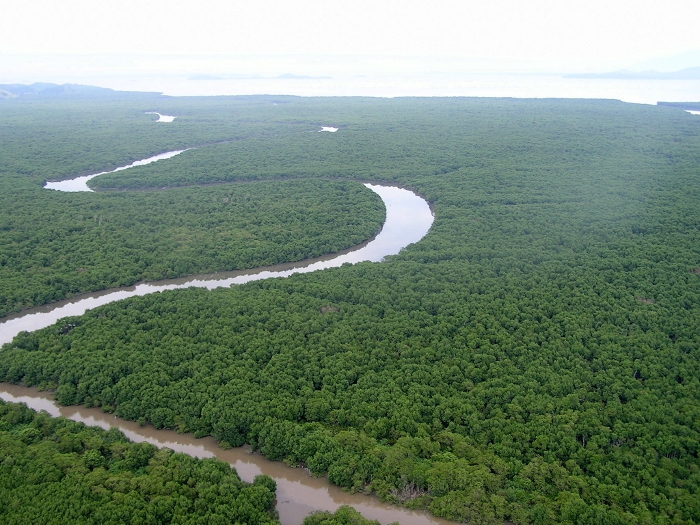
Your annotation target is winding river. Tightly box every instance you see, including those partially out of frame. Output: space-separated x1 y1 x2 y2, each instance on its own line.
44 150 187 192
0 151 441 524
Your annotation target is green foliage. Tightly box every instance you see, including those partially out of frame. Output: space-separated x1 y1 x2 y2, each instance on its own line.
0 98 385 316
3 96 700 523
0 177 383 316
0 399 279 524
302 505 392 525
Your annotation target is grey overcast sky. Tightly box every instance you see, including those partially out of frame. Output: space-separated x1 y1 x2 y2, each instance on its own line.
2 0 699 72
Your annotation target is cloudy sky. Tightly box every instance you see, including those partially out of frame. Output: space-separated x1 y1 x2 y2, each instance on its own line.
2 0 700 101
3 0 699 70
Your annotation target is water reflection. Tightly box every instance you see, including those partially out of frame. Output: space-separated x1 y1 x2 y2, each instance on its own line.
44 149 187 192
0 184 432 344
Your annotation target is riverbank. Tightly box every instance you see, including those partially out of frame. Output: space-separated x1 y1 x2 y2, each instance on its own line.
0 383 452 525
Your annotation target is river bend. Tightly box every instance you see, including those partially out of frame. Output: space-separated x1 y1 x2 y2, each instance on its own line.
1 182 432 344
1 151 438 524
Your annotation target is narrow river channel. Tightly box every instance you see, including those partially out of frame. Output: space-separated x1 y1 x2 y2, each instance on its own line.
0 384 453 525
1 150 441 524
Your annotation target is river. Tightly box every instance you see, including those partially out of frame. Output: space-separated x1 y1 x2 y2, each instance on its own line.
1 151 442 524
0 383 452 525
44 149 187 192
1 182 433 345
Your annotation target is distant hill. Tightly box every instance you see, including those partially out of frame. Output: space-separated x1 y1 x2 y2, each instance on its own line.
0 82 161 99
565 66 700 80
0 88 18 99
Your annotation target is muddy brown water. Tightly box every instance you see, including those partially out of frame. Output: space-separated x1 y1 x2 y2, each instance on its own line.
0 384 453 525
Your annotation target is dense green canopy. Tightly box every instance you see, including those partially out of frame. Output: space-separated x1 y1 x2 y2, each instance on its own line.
0 98 384 316
2 95 700 524
0 400 279 524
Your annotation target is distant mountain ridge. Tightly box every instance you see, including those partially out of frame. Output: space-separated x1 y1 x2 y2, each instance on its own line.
565 67 700 80
0 82 161 99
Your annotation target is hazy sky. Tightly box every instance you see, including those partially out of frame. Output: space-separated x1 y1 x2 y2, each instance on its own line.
3 0 699 72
